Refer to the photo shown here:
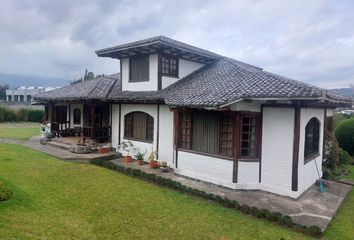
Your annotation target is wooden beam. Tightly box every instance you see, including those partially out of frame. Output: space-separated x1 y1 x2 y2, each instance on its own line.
292 105 301 191
233 113 240 183
156 104 160 160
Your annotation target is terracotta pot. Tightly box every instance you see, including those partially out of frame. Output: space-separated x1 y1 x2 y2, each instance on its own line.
137 159 144 165
150 160 159 169
98 147 111 154
124 155 132 163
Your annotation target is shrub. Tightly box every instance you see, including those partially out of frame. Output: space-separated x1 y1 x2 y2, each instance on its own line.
335 118 354 155
0 106 17 122
0 181 12 201
28 109 44 122
16 108 29 122
338 148 351 165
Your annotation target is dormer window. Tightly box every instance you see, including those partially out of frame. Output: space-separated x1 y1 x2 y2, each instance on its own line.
161 55 178 77
129 55 149 82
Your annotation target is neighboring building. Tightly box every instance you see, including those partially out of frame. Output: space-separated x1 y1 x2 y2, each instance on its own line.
34 36 351 198
6 86 57 102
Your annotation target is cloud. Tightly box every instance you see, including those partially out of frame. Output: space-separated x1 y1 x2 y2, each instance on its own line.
0 0 353 88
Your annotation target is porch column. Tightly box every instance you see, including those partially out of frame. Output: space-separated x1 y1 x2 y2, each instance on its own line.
90 105 95 139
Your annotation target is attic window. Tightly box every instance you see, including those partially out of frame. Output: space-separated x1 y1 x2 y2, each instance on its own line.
161 55 178 77
129 55 149 82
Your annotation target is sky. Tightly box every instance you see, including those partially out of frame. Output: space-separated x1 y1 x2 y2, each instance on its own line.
0 0 353 89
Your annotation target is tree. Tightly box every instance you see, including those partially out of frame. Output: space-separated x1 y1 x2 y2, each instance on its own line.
70 69 104 85
0 84 9 100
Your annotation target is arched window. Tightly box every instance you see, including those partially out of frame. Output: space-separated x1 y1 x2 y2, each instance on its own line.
124 112 154 142
304 117 320 162
73 108 81 125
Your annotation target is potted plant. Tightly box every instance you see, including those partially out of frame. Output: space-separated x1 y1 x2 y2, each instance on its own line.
134 148 147 165
148 150 159 169
160 161 169 172
118 141 134 163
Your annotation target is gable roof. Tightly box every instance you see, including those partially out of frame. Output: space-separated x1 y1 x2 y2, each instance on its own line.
34 74 119 101
35 36 352 107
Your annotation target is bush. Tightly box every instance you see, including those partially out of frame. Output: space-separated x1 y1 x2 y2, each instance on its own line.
0 181 12 201
339 148 351 165
335 118 354 155
16 108 29 122
0 106 17 122
0 106 44 123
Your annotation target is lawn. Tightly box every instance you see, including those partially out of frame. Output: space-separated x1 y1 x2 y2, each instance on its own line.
0 122 41 140
343 164 354 180
323 165 354 240
0 144 310 240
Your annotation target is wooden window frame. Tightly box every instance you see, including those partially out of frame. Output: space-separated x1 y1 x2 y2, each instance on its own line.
238 113 261 161
160 54 179 78
304 117 320 164
178 111 234 159
124 111 154 142
129 55 149 82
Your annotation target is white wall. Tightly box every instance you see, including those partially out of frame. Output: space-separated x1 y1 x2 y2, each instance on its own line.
175 151 235 188
111 104 120 148
158 105 174 166
69 104 83 127
261 107 295 195
121 54 159 91
119 104 158 161
297 108 324 194
161 59 204 89
238 162 259 184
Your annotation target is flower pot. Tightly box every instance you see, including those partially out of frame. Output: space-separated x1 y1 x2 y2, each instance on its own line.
160 167 169 173
137 159 144 165
150 160 159 169
124 155 132 163
98 147 111 154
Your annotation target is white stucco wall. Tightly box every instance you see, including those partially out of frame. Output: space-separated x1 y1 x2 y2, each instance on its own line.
327 109 334 117
175 151 235 188
161 59 204 89
119 104 158 160
111 104 120 148
121 54 159 91
238 162 259 184
261 107 295 196
69 104 83 127
297 108 324 194
158 105 174 166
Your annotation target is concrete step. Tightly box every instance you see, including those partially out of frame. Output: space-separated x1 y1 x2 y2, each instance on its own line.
46 140 72 150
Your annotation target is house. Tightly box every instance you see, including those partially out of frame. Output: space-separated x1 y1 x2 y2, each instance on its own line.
34 36 351 198
6 86 57 102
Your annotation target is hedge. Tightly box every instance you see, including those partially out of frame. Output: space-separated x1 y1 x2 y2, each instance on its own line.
335 118 354 155
90 159 323 237
0 106 44 123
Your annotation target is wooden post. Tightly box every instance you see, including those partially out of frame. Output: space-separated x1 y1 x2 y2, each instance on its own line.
90 105 95 139
292 104 301 192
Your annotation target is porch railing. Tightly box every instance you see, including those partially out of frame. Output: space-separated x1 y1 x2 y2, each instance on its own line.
83 126 111 142
51 121 70 136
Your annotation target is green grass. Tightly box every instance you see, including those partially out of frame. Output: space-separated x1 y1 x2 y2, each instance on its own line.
342 164 354 180
0 144 310 240
323 164 354 239
0 122 40 140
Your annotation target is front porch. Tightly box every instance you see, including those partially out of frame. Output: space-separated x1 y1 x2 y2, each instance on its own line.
45 103 112 143
110 158 351 231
